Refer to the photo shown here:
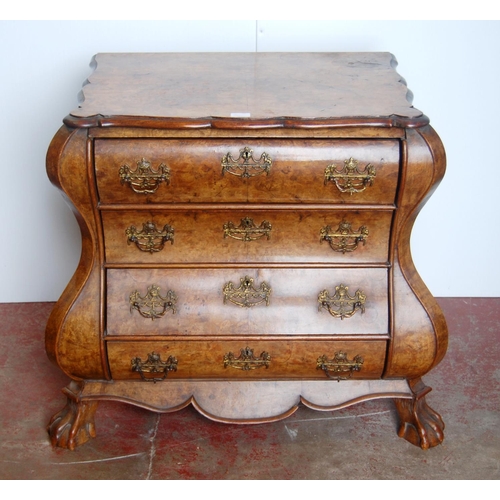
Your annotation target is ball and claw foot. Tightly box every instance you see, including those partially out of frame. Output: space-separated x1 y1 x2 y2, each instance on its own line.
394 378 445 450
47 384 98 450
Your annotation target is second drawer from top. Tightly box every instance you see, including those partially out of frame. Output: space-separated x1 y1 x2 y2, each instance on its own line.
102 208 393 265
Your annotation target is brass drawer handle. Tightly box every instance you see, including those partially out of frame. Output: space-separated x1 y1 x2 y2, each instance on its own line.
119 157 170 194
221 147 272 178
320 220 369 253
129 284 177 320
317 351 364 381
318 283 366 319
223 217 272 241
126 221 174 253
223 276 271 308
324 157 376 194
224 346 271 370
131 351 178 382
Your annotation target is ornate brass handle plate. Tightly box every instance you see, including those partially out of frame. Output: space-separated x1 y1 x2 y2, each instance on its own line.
221 147 272 178
316 351 364 381
223 347 271 370
129 284 177 320
131 352 178 382
223 217 272 241
320 221 369 253
223 276 271 308
119 157 170 194
324 157 376 194
126 221 174 253
318 283 366 319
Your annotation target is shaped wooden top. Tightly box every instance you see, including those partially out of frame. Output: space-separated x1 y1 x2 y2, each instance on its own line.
67 52 426 129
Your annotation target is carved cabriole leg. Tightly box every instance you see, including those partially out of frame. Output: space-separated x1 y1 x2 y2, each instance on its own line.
47 382 98 450
394 378 444 449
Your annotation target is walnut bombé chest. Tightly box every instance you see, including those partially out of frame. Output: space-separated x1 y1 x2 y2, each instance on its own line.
45 52 447 450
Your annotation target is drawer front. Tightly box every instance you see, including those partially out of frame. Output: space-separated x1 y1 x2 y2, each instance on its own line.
107 339 387 380
94 139 400 204
106 268 389 337
102 209 393 265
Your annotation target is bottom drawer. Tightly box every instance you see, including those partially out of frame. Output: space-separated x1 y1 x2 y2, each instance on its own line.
107 340 386 381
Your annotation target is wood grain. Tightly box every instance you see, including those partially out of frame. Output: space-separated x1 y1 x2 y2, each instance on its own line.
45 126 106 380
106 339 386 380
69 53 424 129
101 208 393 265
70 378 411 423
94 138 400 204
105 267 389 337
385 126 448 378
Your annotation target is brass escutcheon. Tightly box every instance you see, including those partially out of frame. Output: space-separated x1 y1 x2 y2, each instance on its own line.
223 276 271 308
223 347 271 370
221 147 272 178
119 157 170 194
320 220 369 253
223 217 272 241
324 157 376 194
131 352 178 382
316 351 364 381
129 284 177 320
318 283 366 319
126 221 174 253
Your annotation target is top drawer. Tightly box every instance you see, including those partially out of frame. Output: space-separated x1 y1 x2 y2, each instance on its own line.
94 139 400 204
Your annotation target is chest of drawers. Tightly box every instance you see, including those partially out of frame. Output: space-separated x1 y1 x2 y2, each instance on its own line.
46 52 447 450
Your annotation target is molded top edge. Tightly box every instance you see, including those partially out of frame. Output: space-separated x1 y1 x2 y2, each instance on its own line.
68 52 426 128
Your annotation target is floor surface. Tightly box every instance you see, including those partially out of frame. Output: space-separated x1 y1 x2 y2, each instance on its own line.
0 298 498 480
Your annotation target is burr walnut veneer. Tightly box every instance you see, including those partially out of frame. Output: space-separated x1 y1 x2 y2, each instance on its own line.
46 53 447 450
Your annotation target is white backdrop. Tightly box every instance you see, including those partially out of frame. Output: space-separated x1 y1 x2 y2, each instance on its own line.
1 20 499 302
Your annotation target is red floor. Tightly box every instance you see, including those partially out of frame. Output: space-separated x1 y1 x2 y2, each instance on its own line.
0 298 499 479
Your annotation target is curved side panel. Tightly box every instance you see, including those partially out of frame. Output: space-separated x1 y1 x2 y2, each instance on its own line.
385 126 448 378
45 126 104 380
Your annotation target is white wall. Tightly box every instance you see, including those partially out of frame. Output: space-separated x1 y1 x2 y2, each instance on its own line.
1 20 498 302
